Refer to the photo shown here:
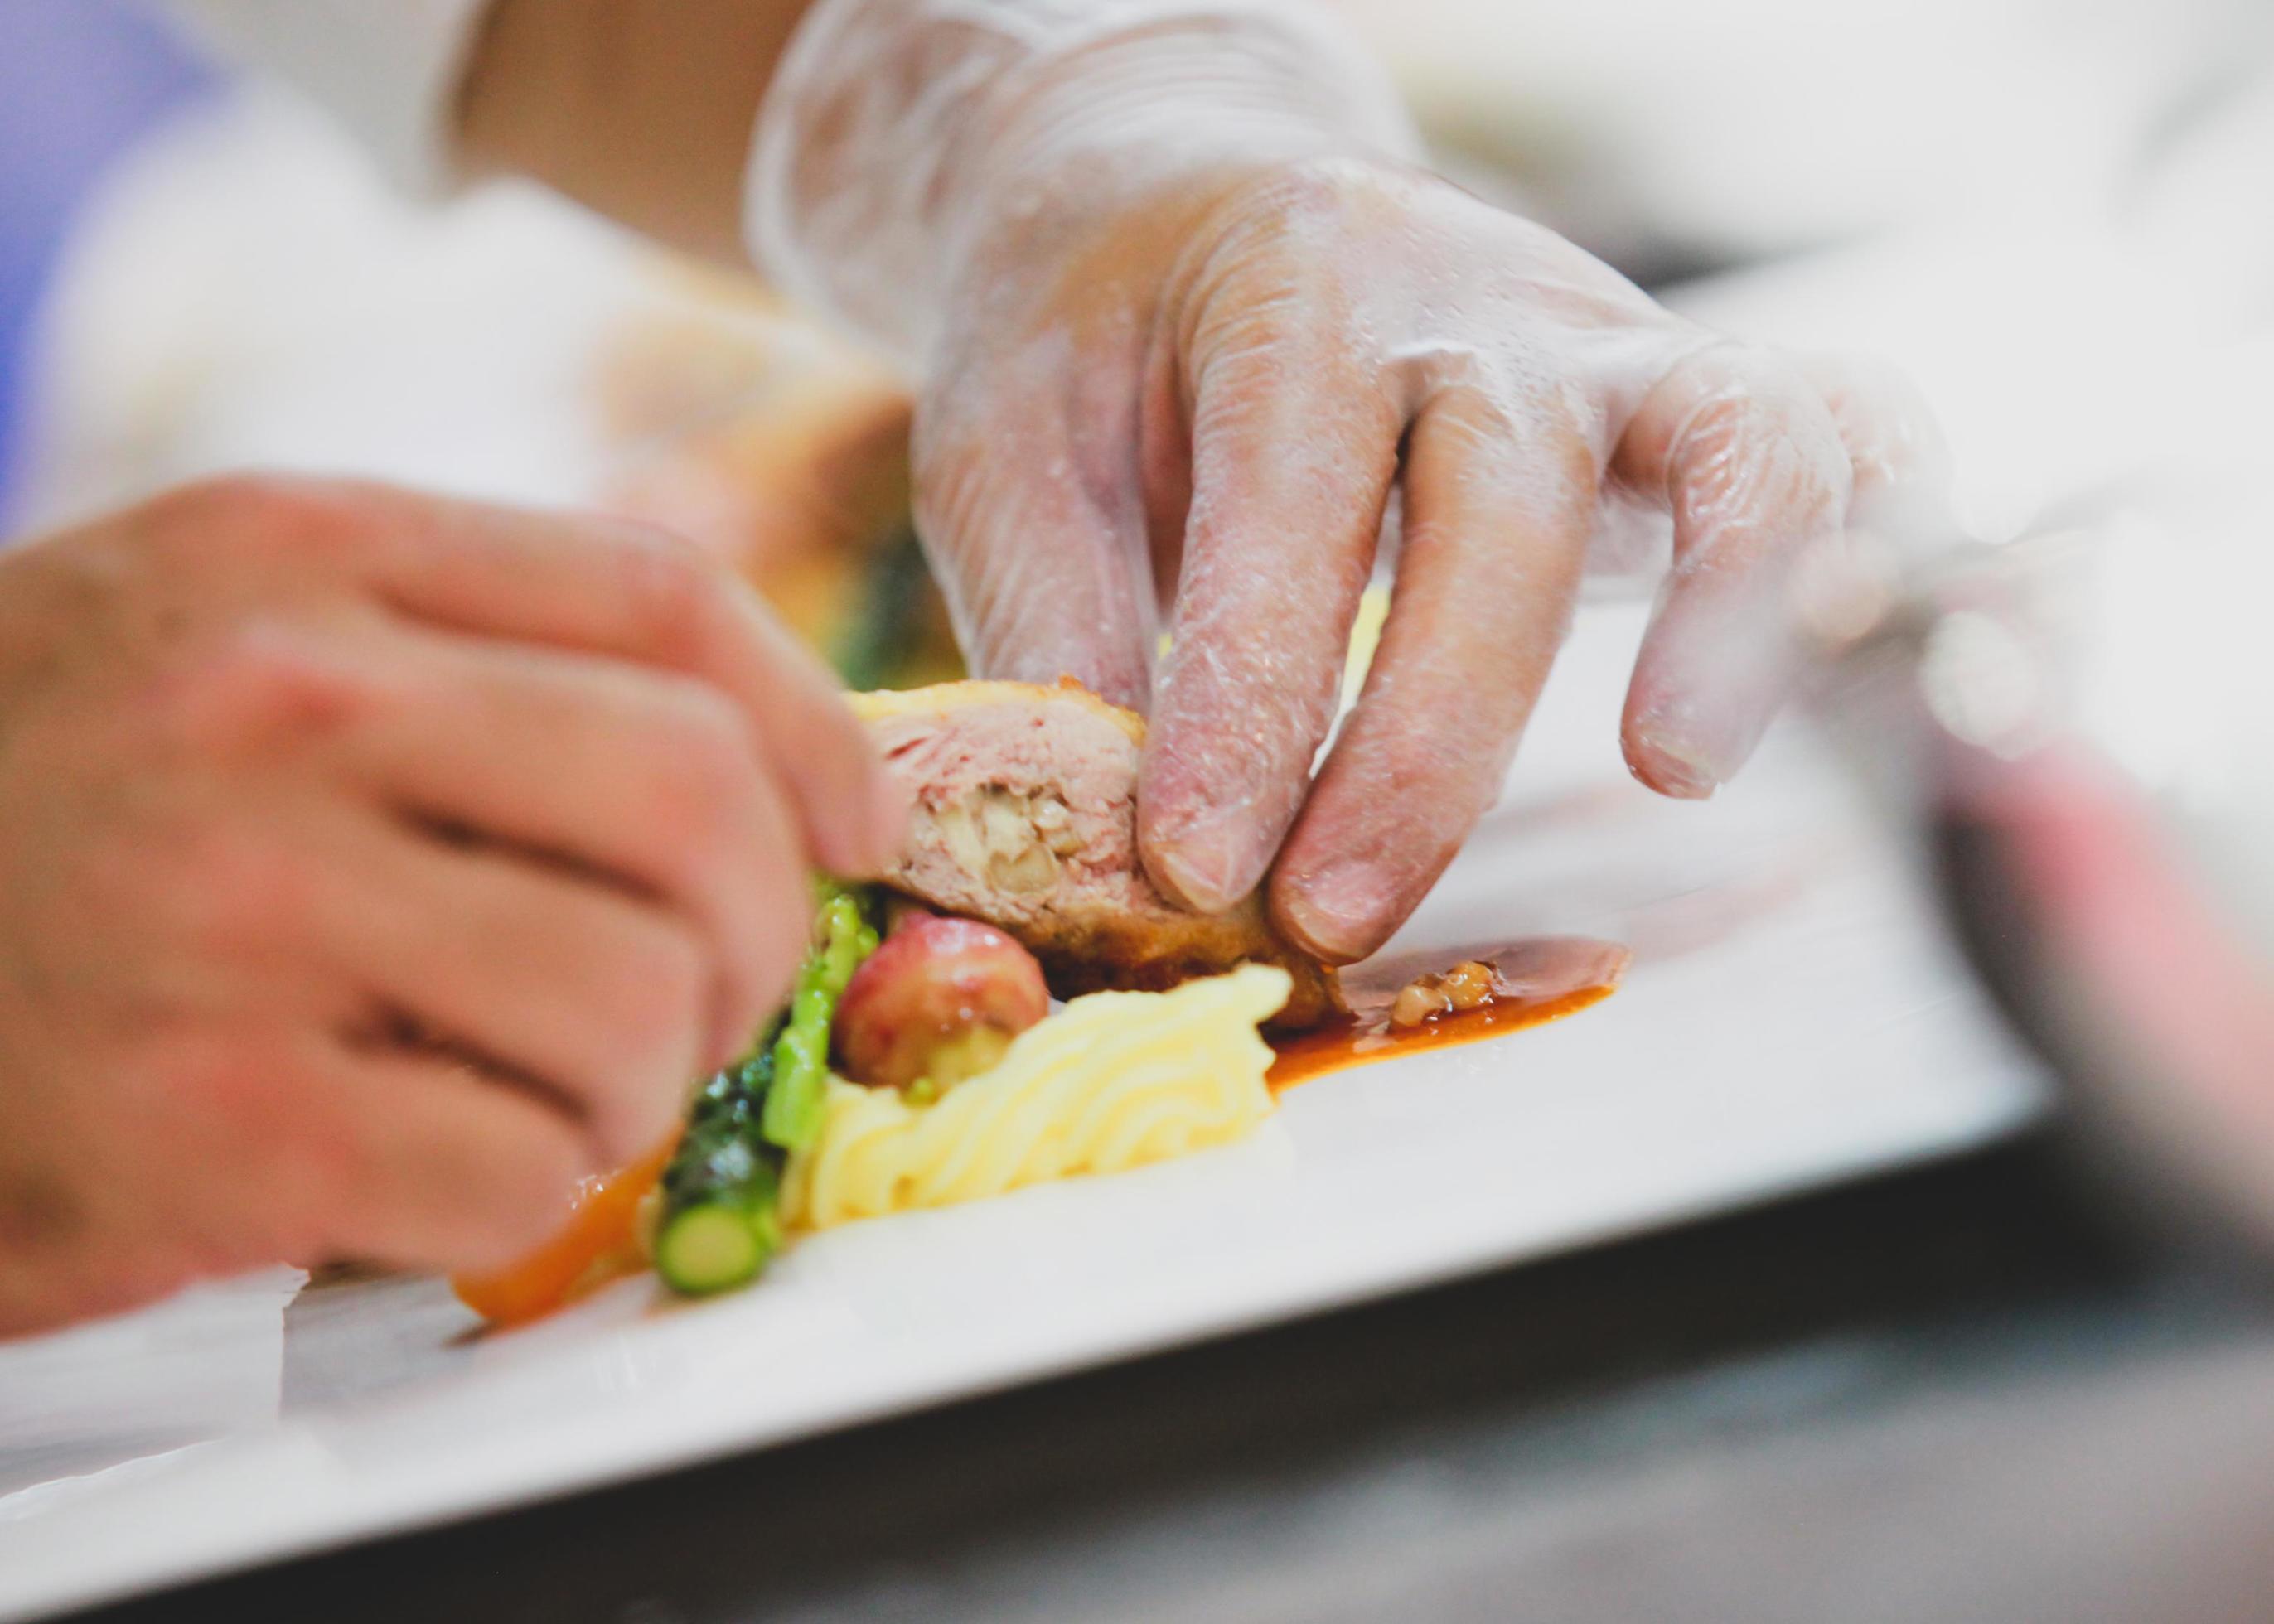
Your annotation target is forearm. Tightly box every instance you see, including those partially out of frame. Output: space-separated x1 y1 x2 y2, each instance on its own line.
456 0 1415 358
454 0 814 265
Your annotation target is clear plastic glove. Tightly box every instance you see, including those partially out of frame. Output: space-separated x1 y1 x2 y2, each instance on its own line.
750 0 1950 964
0 477 901 1335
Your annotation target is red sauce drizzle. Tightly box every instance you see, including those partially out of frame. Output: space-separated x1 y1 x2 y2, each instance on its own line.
1269 936 1631 1091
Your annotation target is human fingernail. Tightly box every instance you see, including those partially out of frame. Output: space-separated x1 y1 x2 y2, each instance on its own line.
1627 732 1724 800
1142 789 1280 914
1144 825 1255 916
1623 683 1758 800
1277 863 1399 965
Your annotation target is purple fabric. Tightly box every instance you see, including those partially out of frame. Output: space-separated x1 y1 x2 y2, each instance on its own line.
0 0 213 534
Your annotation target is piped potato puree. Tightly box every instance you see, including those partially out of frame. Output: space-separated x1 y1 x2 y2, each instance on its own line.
784 964 1289 1227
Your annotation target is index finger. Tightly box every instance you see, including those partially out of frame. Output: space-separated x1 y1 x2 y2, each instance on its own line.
1138 325 1403 915
346 481 906 877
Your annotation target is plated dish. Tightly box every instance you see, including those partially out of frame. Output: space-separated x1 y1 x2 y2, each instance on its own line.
453 679 1628 1326
0 604 2052 1623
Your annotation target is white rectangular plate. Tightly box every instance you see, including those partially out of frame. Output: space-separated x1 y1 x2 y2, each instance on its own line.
0 606 2050 1621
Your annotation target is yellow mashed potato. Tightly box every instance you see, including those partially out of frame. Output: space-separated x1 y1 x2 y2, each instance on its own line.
781 964 1291 1229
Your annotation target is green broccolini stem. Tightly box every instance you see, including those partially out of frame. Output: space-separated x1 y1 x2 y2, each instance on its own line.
761 885 879 1153
654 882 879 1297
654 1024 784 1295
654 1197 778 1296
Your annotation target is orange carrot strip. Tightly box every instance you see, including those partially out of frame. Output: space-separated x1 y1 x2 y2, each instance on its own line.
452 1140 674 1327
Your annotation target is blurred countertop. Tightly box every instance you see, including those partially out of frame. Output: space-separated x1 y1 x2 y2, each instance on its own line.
56 1133 2274 1624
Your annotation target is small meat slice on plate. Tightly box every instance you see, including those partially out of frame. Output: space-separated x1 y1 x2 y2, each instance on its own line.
850 679 1344 1029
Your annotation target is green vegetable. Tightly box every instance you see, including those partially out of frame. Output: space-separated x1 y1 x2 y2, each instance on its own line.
654 1030 785 1295
653 882 879 1297
761 884 879 1153
654 1174 781 1293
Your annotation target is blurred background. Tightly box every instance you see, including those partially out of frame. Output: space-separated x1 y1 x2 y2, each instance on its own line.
2 0 2269 637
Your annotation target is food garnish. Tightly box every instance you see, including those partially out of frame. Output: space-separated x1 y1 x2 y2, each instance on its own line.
1389 959 1500 1028
449 1138 674 1326
834 913 1050 1090
648 882 878 1297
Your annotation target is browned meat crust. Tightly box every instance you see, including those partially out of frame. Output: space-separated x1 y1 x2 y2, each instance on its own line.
851 680 1344 1028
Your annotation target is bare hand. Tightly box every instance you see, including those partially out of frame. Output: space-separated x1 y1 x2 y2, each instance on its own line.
0 476 902 1334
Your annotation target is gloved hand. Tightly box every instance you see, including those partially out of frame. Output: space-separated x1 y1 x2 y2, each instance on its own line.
749 0 1950 964
0 477 901 1334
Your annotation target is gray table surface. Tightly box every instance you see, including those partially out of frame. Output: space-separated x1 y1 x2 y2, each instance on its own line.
62 1133 2274 1624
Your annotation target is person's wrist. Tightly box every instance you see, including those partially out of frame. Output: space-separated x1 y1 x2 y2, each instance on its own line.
920 13 1422 315
978 22 1404 196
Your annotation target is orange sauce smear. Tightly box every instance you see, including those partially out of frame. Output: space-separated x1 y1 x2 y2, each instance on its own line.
452 940 1629 1324
1270 937 1630 1091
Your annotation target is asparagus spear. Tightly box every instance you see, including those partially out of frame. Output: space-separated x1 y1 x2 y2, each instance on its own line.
653 883 878 1295
653 1029 783 1293
762 885 878 1153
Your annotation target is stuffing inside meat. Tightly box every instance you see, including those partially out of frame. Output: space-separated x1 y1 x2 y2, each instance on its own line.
850 680 1344 1028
